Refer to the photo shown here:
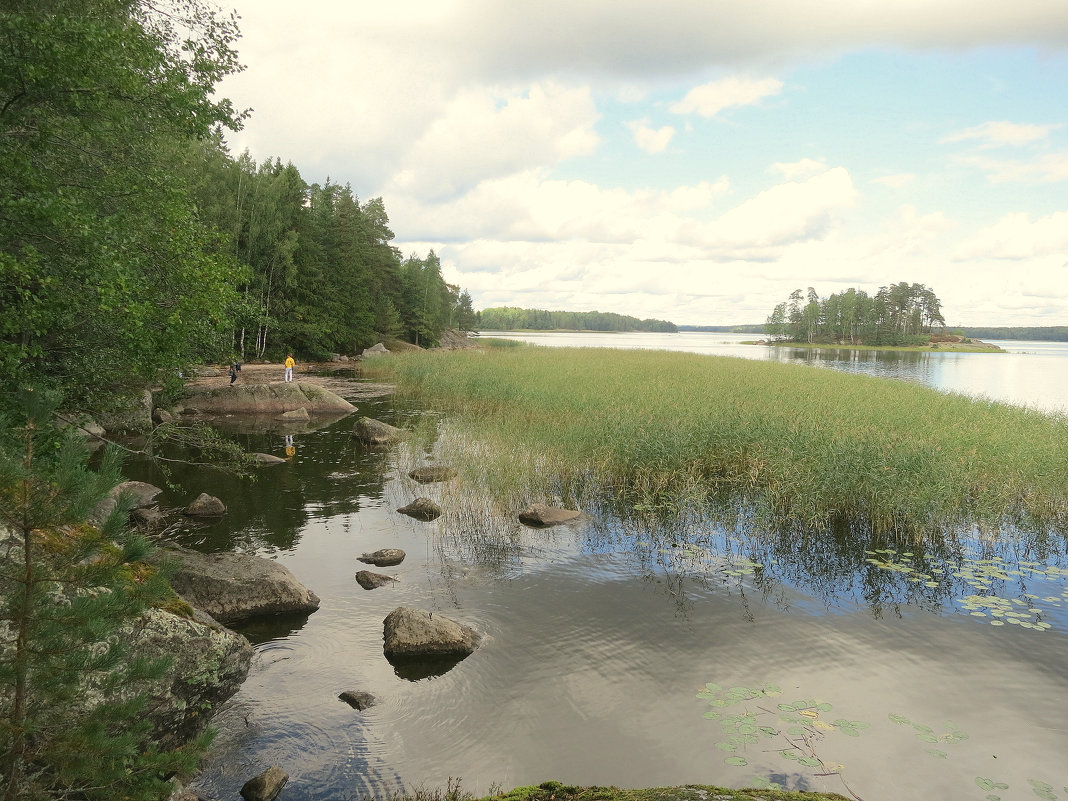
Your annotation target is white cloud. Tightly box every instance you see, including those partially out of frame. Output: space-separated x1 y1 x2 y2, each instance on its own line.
384 82 599 201
770 158 828 180
955 210 1068 260
873 173 917 189
627 119 676 153
955 152 1068 183
670 76 783 118
941 121 1061 148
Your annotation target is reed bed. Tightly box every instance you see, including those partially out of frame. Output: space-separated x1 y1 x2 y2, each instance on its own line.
369 346 1068 536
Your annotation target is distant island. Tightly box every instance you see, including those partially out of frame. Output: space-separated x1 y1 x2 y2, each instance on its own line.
477 306 677 333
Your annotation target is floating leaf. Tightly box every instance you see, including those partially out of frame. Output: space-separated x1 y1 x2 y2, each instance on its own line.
798 757 821 767
780 750 800 761
715 741 736 752
724 756 748 767
977 778 996 792
926 749 948 759
889 713 910 725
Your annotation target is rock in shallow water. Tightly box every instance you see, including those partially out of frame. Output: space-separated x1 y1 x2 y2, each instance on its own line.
382 606 481 660
518 503 581 526
358 548 405 567
397 497 442 521
355 570 397 590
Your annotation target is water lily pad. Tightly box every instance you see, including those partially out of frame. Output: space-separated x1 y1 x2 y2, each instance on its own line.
724 756 748 767
926 749 948 759
889 713 910 725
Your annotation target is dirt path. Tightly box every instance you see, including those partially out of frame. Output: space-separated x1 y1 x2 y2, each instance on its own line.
189 362 393 401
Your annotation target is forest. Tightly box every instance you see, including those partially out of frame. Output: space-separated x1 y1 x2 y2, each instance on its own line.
477 307 677 332
0 0 474 417
764 282 947 346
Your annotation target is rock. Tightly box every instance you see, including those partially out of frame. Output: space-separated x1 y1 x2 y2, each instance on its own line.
153 408 175 425
355 570 397 590
96 390 154 434
55 413 105 439
397 497 442 521
338 690 377 710
383 606 481 660
362 342 389 356
358 548 405 567
354 416 407 446
518 503 581 527
240 765 288 801
90 480 164 525
184 492 226 517
277 407 310 421
252 452 287 464
131 506 166 527
408 466 457 484
117 607 253 750
157 545 321 625
181 383 356 415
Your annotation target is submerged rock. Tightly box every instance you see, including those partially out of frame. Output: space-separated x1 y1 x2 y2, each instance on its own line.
277 407 310 421
251 452 287 464
355 570 398 590
158 545 320 625
338 690 378 710
408 466 457 484
397 497 442 521
518 503 581 527
240 766 288 801
354 416 407 446
382 606 481 661
358 548 405 567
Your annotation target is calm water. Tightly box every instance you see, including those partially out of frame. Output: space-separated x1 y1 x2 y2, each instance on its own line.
127 341 1068 801
481 331 1068 415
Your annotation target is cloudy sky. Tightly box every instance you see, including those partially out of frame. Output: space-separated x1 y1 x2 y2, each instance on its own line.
217 0 1068 327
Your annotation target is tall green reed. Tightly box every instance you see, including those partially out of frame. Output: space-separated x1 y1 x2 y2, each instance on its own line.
369 345 1068 537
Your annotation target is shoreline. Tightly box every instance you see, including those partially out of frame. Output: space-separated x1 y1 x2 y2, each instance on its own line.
745 339 1004 353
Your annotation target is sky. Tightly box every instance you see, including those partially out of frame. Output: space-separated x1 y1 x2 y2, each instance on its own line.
217 0 1068 327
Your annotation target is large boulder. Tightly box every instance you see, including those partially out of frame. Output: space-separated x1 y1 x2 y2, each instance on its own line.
354 417 407 446
519 503 581 527
362 343 389 356
382 607 481 661
90 480 164 525
180 383 356 416
96 390 154 434
114 607 254 749
157 545 321 625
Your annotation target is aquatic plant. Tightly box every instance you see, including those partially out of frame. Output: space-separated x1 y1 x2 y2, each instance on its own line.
369 345 1068 537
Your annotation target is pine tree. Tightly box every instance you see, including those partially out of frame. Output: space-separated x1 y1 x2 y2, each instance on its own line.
0 388 206 800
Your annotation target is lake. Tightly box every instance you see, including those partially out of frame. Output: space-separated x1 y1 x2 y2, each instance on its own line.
478 331 1068 415
129 339 1068 801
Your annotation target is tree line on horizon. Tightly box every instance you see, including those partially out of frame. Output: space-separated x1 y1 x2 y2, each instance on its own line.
764 282 947 346
477 306 677 333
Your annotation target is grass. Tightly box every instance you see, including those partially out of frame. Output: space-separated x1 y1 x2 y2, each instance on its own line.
369 344 1068 537
377 779 849 801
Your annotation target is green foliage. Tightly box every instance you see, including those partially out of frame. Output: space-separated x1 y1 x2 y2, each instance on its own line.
0 389 207 799
478 306 677 333
0 0 246 414
371 346 1068 535
959 326 1068 342
766 282 946 345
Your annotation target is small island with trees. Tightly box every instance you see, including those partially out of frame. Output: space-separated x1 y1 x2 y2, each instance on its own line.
763 282 1002 351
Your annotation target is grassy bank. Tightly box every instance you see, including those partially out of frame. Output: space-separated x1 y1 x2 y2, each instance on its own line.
397 781 849 801
369 345 1068 535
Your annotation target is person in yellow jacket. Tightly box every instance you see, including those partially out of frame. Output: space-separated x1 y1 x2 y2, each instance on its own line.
284 354 295 383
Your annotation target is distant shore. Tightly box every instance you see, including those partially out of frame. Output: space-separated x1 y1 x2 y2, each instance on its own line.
745 339 1004 353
